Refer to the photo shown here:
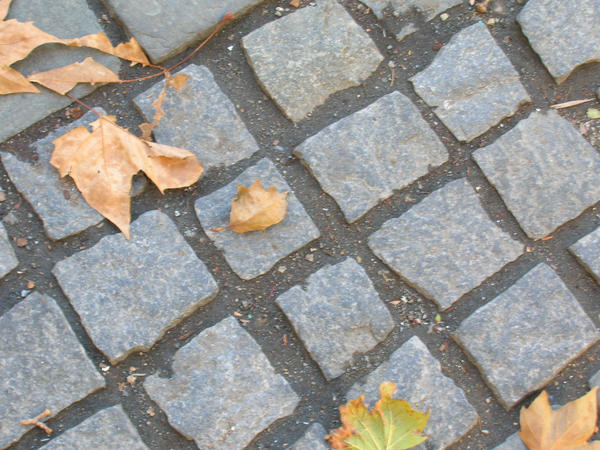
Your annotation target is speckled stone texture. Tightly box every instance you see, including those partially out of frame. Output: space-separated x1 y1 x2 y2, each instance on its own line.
1 111 104 240
359 0 461 20
493 433 527 450
291 423 329 450
294 91 447 222
570 227 600 284
145 316 299 449
473 110 600 239
369 179 522 309
195 158 320 279
411 22 530 142
276 258 395 380
590 369 600 389
0 292 105 448
347 336 478 449
52 210 218 363
242 0 383 122
0 222 18 279
0 0 120 143
455 264 600 409
103 0 264 63
134 64 258 169
41 405 147 450
518 0 600 83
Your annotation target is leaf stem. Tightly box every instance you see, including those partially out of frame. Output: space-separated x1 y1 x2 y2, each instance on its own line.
64 92 102 117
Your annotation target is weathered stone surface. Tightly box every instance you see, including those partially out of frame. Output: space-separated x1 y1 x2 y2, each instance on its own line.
103 0 263 63
276 258 395 380
0 292 105 448
145 316 299 449
52 210 218 363
41 405 147 450
1 111 104 240
242 0 383 122
360 0 461 20
455 264 600 409
411 22 530 142
0 0 120 143
0 222 18 279
291 423 329 450
493 433 527 450
570 227 600 284
347 336 478 449
195 158 320 279
473 110 600 239
591 369 600 389
295 91 447 222
134 64 258 169
369 179 522 309
518 0 600 83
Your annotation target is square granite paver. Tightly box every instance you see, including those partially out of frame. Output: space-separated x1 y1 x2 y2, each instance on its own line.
41 405 147 450
359 0 461 20
145 316 299 449
347 336 478 449
0 292 105 448
242 0 383 122
52 210 218 363
518 0 600 83
455 263 600 409
411 22 530 142
493 433 527 450
103 0 264 63
570 227 600 285
291 423 329 450
1 0 120 143
294 91 448 223
1 110 104 240
473 110 600 239
276 258 395 380
0 222 18 279
369 178 523 309
134 64 258 169
195 158 320 280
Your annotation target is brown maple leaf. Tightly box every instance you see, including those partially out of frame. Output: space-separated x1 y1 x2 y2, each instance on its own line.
51 115 203 238
0 65 38 93
0 0 11 21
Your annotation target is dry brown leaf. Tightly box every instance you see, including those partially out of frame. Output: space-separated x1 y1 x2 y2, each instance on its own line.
0 19 62 66
0 65 39 93
212 179 288 233
519 388 600 450
51 114 203 238
168 73 189 91
27 57 119 95
0 0 12 21
65 33 150 66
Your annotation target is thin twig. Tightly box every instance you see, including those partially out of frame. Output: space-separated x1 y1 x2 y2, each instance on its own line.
21 409 52 434
550 98 595 109
65 93 102 117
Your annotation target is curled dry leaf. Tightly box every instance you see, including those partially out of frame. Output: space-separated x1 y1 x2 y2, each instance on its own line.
0 65 39 94
0 19 62 66
211 179 288 234
27 57 119 95
326 381 429 449
51 115 203 238
64 33 150 66
519 388 600 450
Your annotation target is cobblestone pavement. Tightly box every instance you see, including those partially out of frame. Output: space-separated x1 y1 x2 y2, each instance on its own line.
1 0 600 448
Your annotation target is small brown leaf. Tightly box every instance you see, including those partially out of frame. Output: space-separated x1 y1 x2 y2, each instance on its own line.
212 179 288 234
0 0 11 21
65 33 150 66
28 57 119 95
26 280 35 289
15 237 27 247
167 73 189 92
0 65 39 94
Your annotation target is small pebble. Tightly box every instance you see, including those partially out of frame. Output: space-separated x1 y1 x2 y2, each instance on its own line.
278 266 287 273
440 13 449 21
305 254 314 262
487 18 496 26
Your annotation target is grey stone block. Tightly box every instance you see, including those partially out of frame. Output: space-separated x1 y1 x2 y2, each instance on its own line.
455 264 600 409
347 336 478 449
41 405 147 450
0 222 18 279
134 64 258 169
195 158 320 279
103 0 264 63
145 316 299 449
291 423 329 450
518 0 600 83
570 227 600 285
276 258 395 380
473 110 600 239
1 111 104 240
52 210 218 363
359 0 461 20
411 22 530 142
590 369 600 389
295 91 447 223
0 292 105 448
242 0 383 122
1 0 120 143
493 433 527 450
369 178 522 309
